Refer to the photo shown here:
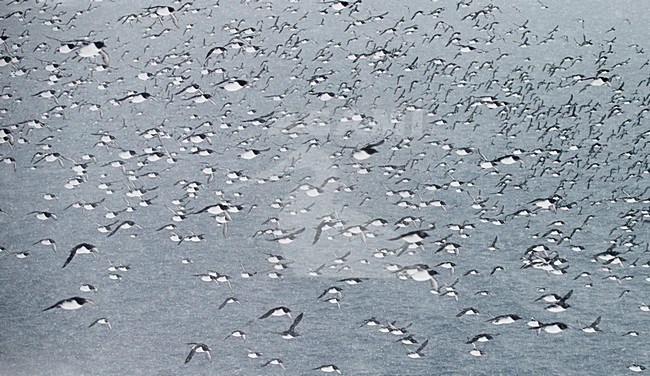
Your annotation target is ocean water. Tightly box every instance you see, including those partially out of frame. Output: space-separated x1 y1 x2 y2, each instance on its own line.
0 0 648 375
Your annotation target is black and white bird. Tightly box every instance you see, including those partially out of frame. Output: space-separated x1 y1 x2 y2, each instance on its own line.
531 321 569 334
281 312 304 339
466 333 499 344
78 41 109 64
396 264 439 290
222 79 249 92
353 139 385 160
115 92 153 104
218 297 240 310
389 229 433 244
185 343 212 364
407 339 429 358
261 358 285 370
224 330 246 340
313 364 342 373
267 228 305 244
317 286 343 299
545 289 573 312
240 148 269 160
629 363 646 373
89 317 112 330
33 238 57 252
530 195 563 211
43 297 94 311
62 243 98 268
456 307 480 318
259 306 293 320
487 314 521 325
106 220 142 237
581 316 602 333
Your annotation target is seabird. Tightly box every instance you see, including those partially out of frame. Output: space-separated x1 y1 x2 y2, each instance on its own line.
44 297 94 311
281 312 304 339
466 333 499 344
353 140 385 160
581 316 602 333
531 322 569 334
261 358 285 370
407 339 429 358
487 314 521 325
389 229 432 244
224 330 246 340
185 343 212 364
314 364 342 373
218 297 240 310
89 318 112 330
259 306 293 320
62 243 98 268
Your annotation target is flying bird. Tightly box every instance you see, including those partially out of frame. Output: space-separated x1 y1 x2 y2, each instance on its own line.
44 297 94 311
185 343 212 364
259 306 293 320
62 243 98 268
281 312 304 339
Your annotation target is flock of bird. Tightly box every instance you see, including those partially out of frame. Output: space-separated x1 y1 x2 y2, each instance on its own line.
0 0 648 374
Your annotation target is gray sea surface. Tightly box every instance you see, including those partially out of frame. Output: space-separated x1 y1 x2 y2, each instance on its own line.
0 0 648 375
